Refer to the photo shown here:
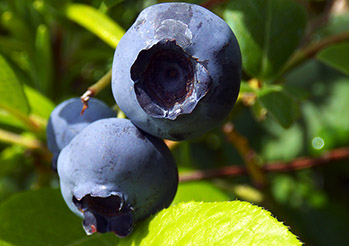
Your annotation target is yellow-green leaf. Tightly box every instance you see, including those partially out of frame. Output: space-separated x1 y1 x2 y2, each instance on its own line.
173 181 230 204
0 54 30 116
120 201 302 246
65 4 125 48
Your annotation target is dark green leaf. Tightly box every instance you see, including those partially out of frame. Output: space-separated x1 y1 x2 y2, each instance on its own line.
224 0 306 80
317 42 349 76
317 14 349 37
0 54 30 116
0 145 27 177
119 201 302 246
0 36 26 55
34 24 54 95
0 188 119 246
0 11 31 41
283 84 309 101
257 86 300 128
103 0 124 8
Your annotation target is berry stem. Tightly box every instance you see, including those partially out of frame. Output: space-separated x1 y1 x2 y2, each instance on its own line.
80 69 112 112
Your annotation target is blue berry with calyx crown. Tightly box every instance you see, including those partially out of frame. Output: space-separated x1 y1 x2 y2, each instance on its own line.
112 2 241 141
57 118 178 237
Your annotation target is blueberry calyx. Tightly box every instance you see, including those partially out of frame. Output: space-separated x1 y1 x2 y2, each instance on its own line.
73 194 134 237
131 39 212 120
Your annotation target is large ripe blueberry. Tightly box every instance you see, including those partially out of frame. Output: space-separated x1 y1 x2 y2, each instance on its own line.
57 118 178 237
112 2 241 140
46 97 115 169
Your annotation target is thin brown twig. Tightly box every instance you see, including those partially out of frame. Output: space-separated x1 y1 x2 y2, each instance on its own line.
80 69 112 114
179 146 349 182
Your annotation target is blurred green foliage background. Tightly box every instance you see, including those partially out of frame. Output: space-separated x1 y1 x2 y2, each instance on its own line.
0 0 348 245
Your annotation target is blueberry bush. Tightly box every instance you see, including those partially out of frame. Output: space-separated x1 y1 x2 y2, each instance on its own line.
0 0 349 245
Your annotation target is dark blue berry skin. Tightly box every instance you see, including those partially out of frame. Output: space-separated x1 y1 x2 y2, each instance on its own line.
57 118 178 237
46 97 115 165
112 2 241 141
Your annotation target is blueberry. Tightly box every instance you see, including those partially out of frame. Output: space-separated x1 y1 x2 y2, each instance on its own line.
46 97 115 169
57 118 178 237
112 2 241 140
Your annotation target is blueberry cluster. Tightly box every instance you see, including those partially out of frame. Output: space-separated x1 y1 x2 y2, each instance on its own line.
47 2 241 238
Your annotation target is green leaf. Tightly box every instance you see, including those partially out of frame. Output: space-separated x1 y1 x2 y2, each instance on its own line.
103 0 124 8
0 54 30 116
0 177 18 203
65 3 125 48
317 42 349 76
24 85 55 120
257 86 300 128
0 11 31 41
120 201 301 246
0 109 27 129
0 80 54 130
173 181 230 204
239 80 255 93
282 84 309 101
224 0 306 80
0 36 25 55
34 24 54 96
317 14 349 37
260 118 303 161
302 77 349 151
0 145 27 177
320 78 349 138
0 188 119 246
